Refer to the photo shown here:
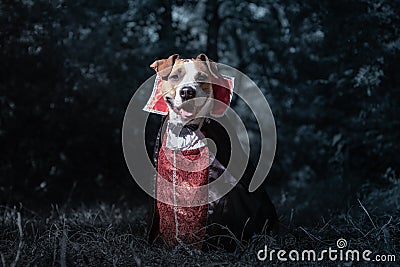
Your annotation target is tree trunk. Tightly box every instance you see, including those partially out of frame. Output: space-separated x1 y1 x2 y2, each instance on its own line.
205 0 220 61
158 0 176 55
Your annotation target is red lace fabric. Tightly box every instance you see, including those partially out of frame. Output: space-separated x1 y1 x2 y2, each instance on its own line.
156 136 209 249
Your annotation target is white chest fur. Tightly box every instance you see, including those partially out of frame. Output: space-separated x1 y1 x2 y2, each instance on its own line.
165 121 206 151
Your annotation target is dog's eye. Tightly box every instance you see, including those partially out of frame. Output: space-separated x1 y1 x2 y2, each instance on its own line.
197 74 208 82
169 74 179 81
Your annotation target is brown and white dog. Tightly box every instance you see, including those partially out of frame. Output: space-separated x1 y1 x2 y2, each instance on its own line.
146 54 277 251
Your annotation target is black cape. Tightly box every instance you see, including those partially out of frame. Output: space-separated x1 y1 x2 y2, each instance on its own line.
146 115 277 251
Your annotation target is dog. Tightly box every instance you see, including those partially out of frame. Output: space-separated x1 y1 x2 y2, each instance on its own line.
145 54 277 251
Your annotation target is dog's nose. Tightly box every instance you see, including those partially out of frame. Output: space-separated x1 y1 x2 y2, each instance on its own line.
179 87 196 101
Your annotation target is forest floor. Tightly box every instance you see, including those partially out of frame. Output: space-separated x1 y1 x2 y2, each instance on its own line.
0 203 398 266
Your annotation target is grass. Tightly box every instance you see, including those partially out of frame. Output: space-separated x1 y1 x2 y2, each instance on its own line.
0 202 398 266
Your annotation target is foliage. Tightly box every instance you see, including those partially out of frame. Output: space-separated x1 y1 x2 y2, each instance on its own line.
0 0 399 220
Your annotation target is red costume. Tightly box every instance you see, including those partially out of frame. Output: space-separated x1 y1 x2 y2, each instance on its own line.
144 73 277 251
156 134 209 249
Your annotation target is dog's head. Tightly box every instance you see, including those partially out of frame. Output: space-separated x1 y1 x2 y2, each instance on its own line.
150 54 221 124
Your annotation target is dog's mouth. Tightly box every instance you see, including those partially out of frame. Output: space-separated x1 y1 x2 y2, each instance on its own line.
179 101 196 118
165 97 198 118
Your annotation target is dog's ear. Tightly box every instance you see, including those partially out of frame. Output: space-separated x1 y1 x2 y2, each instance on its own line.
196 54 233 117
150 54 179 80
196 53 219 78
